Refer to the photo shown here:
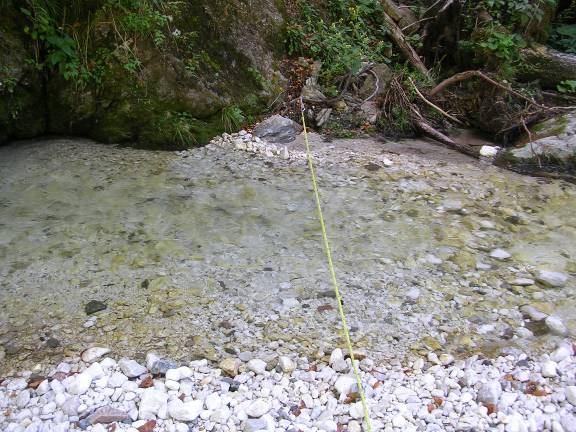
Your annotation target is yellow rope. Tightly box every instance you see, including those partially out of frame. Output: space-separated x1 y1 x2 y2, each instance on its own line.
300 101 373 432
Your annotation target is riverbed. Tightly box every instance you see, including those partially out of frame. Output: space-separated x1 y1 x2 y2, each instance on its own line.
0 135 575 374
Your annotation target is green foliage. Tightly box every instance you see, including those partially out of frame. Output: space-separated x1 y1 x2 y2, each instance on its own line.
478 28 526 61
21 1 89 83
460 26 526 78
0 67 18 94
286 0 391 83
482 0 557 28
155 111 206 147
221 106 245 133
549 24 576 53
557 80 576 94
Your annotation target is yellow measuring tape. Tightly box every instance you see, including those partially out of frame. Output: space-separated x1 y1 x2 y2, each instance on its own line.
300 99 373 432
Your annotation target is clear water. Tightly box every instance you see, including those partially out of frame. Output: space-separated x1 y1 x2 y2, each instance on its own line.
0 138 575 372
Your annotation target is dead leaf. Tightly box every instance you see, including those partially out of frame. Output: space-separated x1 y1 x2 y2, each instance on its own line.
27 376 45 390
433 396 444 407
344 392 360 404
485 403 497 415
372 381 382 389
139 376 153 388
525 381 548 396
504 374 514 381
137 420 156 432
427 403 436 413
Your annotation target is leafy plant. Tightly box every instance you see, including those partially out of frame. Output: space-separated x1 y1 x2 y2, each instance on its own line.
21 1 87 82
286 1 391 83
557 80 576 94
549 24 576 53
482 0 557 28
221 106 245 133
156 111 205 147
0 67 18 94
461 25 526 78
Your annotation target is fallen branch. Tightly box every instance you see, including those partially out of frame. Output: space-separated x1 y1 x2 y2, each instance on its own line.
408 77 464 125
429 70 546 109
363 69 380 102
410 107 476 156
380 10 431 79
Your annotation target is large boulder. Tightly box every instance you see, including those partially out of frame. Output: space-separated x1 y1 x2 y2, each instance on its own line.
496 111 576 174
253 115 303 143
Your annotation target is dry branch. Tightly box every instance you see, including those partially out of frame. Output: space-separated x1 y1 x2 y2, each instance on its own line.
429 70 546 109
378 4 431 79
408 77 464 125
410 107 476 156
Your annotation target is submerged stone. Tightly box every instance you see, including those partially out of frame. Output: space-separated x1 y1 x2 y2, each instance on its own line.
84 300 107 315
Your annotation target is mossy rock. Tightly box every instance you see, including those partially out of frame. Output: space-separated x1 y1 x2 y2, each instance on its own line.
0 8 46 145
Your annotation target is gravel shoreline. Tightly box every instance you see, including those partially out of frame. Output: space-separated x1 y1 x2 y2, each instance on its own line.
1 341 575 432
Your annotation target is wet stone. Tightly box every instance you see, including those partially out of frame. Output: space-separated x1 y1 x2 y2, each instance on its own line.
46 338 60 348
84 300 107 315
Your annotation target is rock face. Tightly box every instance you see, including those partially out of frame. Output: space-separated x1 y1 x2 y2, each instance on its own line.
0 7 45 145
0 1 286 148
497 111 576 174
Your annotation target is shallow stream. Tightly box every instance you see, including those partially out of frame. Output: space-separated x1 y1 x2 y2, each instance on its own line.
1 137 575 373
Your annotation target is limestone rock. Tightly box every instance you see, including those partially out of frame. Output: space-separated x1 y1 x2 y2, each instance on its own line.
168 399 203 422
253 115 303 144
536 271 568 288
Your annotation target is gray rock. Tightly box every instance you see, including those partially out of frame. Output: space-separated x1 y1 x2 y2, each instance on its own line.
247 359 267 375
61 397 81 416
443 199 464 213
510 278 535 286
561 414 576 432
477 381 502 405
16 390 30 408
566 386 576 406
507 112 576 168
81 347 111 363
168 399 203 422
244 417 268 432
139 389 168 420
490 249 512 261
252 115 303 144
278 356 296 373
84 300 107 315
85 406 130 425
536 271 568 288
149 358 178 375
245 399 271 418
334 375 357 397
550 344 572 362
118 358 147 378
541 360 557 378
520 305 548 321
546 316 568 336
67 373 92 395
